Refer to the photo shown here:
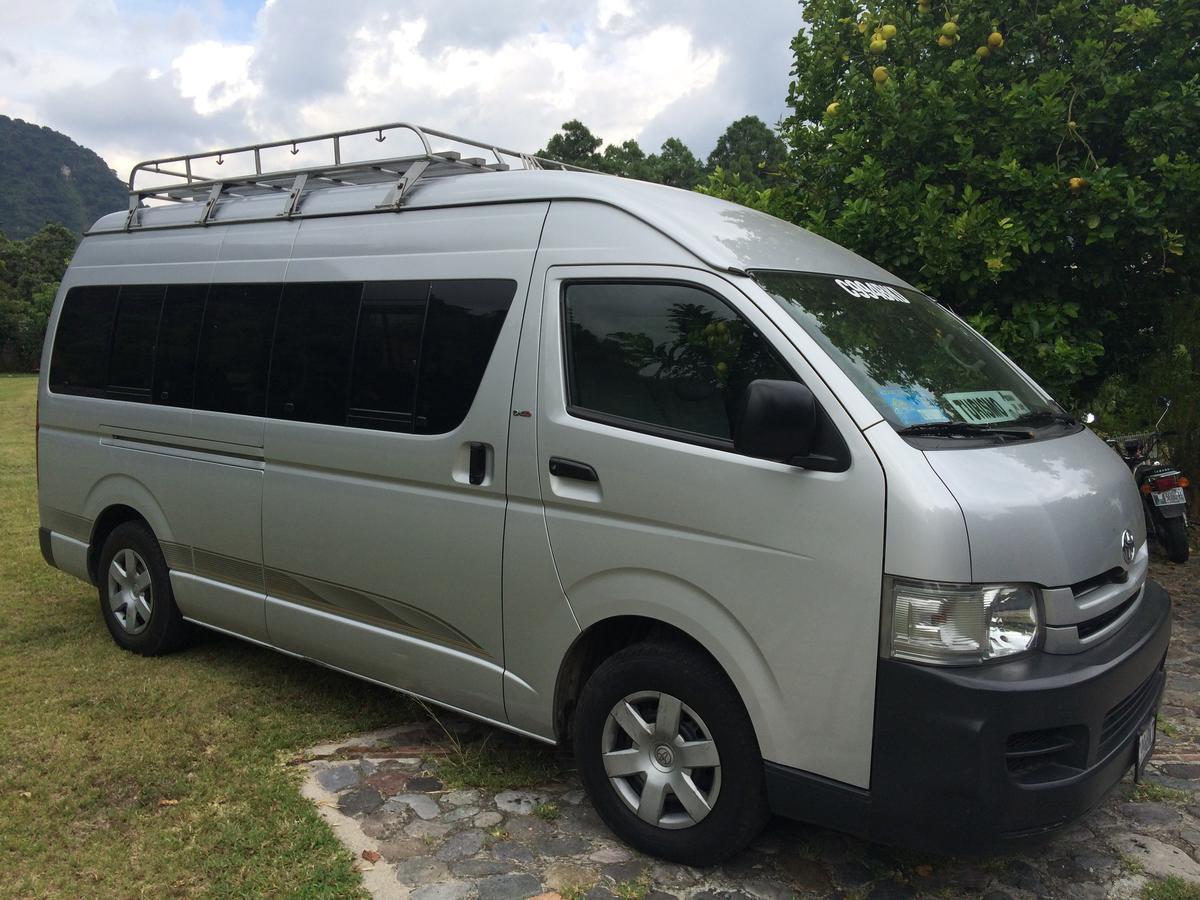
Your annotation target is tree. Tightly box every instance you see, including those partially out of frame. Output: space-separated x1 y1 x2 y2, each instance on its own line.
653 138 705 189
538 120 603 169
539 122 706 189
763 0 1200 411
600 139 654 180
0 223 78 370
706 115 787 185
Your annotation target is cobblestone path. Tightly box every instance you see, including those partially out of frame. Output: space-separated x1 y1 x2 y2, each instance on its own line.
298 560 1200 899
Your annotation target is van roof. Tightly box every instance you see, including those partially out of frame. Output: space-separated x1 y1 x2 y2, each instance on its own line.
94 116 904 288
92 170 905 287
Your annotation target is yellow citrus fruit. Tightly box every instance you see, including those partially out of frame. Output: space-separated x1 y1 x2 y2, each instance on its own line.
918 2 930 14
826 101 840 115
976 45 990 58
858 20 868 33
873 65 889 84
942 21 958 37
870 37 888 53
937 33 955 47
988 31 1004 48
881 24 897 39
1069 176 1088 193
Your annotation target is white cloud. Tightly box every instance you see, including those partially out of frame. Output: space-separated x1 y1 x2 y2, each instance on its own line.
172 40 260 115
1 0 799 184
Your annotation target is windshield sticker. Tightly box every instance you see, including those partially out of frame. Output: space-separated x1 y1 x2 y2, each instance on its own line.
834 279 909 303
876 386 950 426
943 390 1031 424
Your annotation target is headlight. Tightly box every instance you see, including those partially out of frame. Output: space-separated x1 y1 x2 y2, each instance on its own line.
887 578 1040 665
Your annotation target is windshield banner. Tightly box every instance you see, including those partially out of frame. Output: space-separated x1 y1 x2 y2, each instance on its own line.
943 390 1031 425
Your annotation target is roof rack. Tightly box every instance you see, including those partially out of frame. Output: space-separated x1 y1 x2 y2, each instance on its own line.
122 121 597 231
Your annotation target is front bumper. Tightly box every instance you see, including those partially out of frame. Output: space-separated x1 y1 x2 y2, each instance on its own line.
766 578 1172 854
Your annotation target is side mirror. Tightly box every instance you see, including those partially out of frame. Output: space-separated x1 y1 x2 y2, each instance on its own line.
734 379 818 464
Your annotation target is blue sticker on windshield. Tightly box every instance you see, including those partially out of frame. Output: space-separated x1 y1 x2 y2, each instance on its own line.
876 386 950 426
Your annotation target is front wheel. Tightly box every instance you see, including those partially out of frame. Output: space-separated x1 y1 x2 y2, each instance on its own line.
1161 517 1191 564
573 641 768 865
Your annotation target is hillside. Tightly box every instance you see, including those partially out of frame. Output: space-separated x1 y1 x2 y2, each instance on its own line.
0 116 128 239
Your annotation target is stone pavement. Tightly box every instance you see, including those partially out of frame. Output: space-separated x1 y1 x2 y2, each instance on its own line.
297 559 1200 899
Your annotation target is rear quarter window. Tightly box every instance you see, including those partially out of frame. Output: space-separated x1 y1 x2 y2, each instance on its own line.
49 285 120 396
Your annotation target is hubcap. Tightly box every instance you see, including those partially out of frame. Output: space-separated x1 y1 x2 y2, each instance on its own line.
601 691 721 829
107 548 153 635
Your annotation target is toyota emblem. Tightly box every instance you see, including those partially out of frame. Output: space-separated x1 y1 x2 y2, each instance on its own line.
1121 529 1136 565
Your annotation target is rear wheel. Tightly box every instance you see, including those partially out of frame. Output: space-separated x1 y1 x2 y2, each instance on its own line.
98 521 190 655
573 641 768 865
1161 518 1190 564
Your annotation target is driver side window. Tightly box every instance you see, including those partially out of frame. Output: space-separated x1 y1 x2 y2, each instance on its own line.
563 281 793 444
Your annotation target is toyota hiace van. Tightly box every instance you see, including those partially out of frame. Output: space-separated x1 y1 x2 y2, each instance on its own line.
37 123 1171 863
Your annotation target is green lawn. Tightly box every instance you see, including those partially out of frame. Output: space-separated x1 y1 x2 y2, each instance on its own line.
0 375 414 897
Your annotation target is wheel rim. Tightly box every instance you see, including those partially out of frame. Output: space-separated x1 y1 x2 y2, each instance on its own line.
107 548 153 635
601 690 721 829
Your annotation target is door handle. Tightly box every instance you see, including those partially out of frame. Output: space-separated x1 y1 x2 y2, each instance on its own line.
469 442 488 485
549 457 599 482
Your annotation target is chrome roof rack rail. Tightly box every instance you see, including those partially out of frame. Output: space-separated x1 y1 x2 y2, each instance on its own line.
123 122 598 230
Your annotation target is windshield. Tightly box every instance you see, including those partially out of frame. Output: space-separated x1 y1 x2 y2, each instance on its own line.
754 272 1061 431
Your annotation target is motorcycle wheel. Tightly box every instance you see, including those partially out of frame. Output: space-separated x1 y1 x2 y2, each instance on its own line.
1162 517 1191 564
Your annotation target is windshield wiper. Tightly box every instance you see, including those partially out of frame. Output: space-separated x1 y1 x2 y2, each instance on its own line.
1008 410 1076 428
898 421 1034 441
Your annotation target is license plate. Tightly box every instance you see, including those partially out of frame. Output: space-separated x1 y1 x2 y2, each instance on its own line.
1134 716 1157 781
1152 487 1186 507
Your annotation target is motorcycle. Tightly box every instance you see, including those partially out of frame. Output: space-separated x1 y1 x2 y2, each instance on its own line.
1107 398 1191 564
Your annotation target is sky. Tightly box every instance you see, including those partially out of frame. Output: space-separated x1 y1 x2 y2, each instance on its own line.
0 0 800 184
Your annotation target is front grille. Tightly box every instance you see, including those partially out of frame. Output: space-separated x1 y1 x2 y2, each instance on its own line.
1070 566 1128 599
1077 590 1140 640
1005 726 1087 785
1100 667 1161 758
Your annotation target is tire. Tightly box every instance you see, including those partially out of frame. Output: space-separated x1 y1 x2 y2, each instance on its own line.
573 640 768 865
98 521 190 656
1161 517 1190 564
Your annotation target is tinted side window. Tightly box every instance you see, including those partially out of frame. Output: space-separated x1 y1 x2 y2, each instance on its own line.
194 284 281 416
49 286 119 396
107 285 165 398
415 279 516 435
348 281 427 432
153 284 207 408
268 282 362 425
564 282 792 442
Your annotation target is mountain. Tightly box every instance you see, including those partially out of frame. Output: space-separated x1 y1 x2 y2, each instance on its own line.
0 116 128 239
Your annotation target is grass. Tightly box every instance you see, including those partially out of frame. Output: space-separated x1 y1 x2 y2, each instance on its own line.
1158 712 1181 738
532 801 560 821
0 376 417 896
1130 781 1193 805
1121 854 1147 876
613 872 652 900
1143 877 1200 900
435 740 562 793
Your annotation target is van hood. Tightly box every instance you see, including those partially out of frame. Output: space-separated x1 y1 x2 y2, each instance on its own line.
922 427 1145 587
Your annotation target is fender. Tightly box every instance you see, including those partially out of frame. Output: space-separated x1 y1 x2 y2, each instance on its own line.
563 566 788 761
84 473 177 548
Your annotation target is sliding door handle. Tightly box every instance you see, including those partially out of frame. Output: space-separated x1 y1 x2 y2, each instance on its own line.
549 457 599 482
469 442 488 485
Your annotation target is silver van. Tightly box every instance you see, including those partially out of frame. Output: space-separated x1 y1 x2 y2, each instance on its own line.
37 123 1171 864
